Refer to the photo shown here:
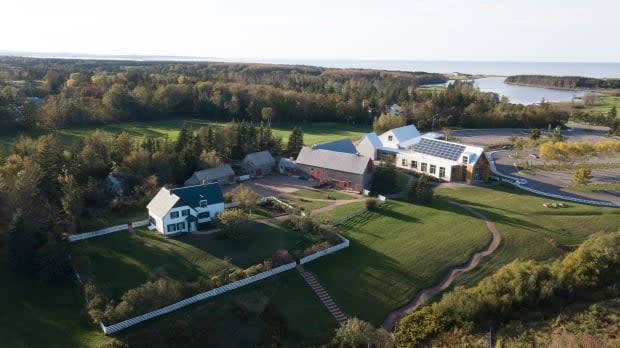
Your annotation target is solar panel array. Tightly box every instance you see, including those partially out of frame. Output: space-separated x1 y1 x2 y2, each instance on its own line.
412 138 466 161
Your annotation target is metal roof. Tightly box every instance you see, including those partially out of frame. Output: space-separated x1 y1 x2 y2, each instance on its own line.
243 150 275 166
312 139 357 154
185 164 234 186
147 183 224 218
296 147 371 175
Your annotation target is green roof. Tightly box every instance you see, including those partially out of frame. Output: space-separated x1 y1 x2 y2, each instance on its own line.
171 183 224 208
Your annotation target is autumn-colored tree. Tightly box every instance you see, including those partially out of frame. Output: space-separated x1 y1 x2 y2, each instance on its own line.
373 113 406 135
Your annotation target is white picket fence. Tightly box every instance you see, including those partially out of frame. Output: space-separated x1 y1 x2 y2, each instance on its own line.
300 236 350 264
68 220 149 242
487 151 620 208
100 262 297 335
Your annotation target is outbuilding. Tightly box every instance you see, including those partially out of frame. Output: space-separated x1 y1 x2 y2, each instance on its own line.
242 150 275 177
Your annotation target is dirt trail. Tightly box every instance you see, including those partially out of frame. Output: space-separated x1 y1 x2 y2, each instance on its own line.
382 201 501 331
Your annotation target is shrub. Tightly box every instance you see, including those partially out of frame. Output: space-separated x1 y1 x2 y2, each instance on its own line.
217 208 249 239
365 198 380 211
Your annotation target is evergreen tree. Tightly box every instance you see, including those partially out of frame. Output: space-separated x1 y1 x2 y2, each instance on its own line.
59 171 85 233
35 134 65 203
7 210 36 274
36 221 70 282
175 123 194 154
286 127 304 155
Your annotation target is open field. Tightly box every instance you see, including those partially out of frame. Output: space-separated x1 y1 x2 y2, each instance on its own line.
0 264 114 348
72 222 311 300
583 96 620 117
306 199 492 325
435 185 620 288
312 201 366 223
0 118 371 155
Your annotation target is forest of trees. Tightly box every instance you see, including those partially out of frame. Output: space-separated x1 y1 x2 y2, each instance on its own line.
506 75 620 90
0 57 572 137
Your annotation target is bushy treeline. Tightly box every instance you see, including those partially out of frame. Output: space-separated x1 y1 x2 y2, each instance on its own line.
406 81 570 129
506 75 620 90
395 231 620 346
0 56 445 133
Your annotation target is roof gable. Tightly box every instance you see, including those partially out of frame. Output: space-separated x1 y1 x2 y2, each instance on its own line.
191 164 234 182
147 188 180 217
359 132 382 149
171 183 225 208
296 147 370 175
312 139 357 154
243 151 275 166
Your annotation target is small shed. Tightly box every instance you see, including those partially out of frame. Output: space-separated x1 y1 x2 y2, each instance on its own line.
184 164 236 186
242 151 275 177
278 158 297 175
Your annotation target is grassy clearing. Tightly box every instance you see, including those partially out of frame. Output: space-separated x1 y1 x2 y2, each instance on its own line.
567 182 620 193
72 222 311 300
0 118 371 154
435 185 620 288
306 199 492 325
312 201 366 224
289 188 355 200
115 271 337 346
80 208 148 232
584 96 620 117
0 264 113 348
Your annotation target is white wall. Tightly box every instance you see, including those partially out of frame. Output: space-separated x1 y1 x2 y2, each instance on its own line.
356 137 378 160
395 152 455 181
195 202 225 223
378 130 400 149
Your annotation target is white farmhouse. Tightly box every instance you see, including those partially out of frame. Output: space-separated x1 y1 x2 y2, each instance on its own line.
146 183 225 235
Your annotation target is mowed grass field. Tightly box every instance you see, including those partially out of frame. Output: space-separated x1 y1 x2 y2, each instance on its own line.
72 222 312 300
306 199 493 325
585 95 620 117
0 118 371 155
0 263 114 348
435 185 620 288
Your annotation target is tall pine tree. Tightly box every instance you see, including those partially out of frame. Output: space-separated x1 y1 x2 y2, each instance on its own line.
286 127 304 155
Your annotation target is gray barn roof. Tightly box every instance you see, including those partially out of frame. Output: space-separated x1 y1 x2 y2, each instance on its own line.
185 164 234 186
243 150 275 166
296 147 371 175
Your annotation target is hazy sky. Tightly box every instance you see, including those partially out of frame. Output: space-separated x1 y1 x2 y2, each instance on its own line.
1 0 619 62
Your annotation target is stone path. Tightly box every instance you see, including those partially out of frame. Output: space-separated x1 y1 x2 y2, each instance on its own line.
297 265 348 325
382 201 502 331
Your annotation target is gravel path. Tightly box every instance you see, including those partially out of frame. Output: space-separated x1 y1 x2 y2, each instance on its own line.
382 201 501 331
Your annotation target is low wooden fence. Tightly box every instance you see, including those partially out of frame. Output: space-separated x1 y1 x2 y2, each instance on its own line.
299 236 350 264
101 262 297 335
68 220 150 242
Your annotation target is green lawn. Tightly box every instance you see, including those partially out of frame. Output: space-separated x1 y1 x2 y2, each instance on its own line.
72 222 312 300
0 264 114 348
0 118 371 155
584 96 620 117
289 188 355 200
435 185 620 288
567 182 620 193
312 201 366 224
80 208 148 232
306 199 492 325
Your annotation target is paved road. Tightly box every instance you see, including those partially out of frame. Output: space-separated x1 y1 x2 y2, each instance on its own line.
382 201 501 331
453 126 611 147
490 151 620 205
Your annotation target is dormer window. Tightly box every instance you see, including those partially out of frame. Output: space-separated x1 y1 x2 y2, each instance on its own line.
388 135 393 141
200 200 208 208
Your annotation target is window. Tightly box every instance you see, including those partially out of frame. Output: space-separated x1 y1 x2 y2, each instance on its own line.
198 211 210 219
170 211 179 219
462 156 468 165
388 135 393 141
421 163 427 172
200 200 208 208
176 222 185 230
430 165 436 174
411 160 417 169
167 224 176 233
439 167 446 178
181 209 190 217
401 158 407 166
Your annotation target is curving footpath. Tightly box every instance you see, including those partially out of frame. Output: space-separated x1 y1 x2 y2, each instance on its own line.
382 201 502 331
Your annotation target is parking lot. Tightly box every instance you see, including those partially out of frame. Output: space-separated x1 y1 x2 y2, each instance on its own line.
454 125 612 147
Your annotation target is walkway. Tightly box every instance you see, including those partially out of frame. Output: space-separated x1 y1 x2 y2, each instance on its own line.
296 265 348 325
382 201 502 331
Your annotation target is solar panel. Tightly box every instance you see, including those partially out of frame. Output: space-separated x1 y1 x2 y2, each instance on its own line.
412 138 466 161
